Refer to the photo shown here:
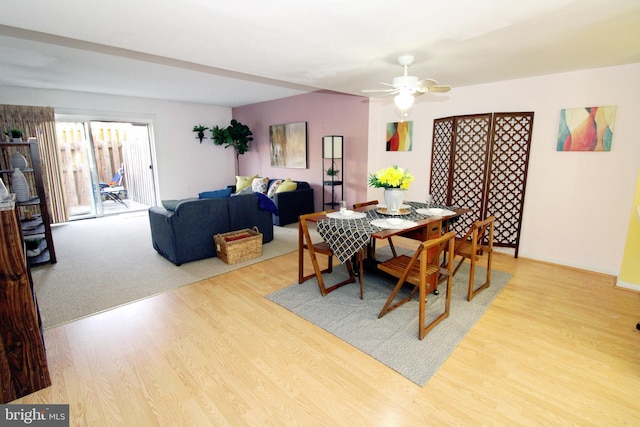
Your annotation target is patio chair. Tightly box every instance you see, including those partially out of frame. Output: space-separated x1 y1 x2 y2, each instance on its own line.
100 166 127 207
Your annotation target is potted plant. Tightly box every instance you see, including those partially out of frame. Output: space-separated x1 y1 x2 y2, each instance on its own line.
193 125 209 143
326 166 340 182
4 129 23 142
211 119 253 174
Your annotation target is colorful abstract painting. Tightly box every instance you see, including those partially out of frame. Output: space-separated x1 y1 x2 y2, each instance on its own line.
386 121 413 151
557 106 616 151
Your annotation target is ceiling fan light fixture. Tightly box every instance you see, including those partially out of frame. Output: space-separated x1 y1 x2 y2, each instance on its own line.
394 91 414 111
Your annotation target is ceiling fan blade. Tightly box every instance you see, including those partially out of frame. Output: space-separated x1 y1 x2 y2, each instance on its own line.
417 78 439 88
428 85 451 93
361 88 396 93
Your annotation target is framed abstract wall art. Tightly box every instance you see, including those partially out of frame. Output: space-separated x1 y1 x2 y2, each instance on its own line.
386 121 413 151
269 121 308 168
557 105 616 151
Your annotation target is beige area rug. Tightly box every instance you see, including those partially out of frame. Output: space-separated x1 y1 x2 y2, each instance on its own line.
267 262 512 386
32 211 301 329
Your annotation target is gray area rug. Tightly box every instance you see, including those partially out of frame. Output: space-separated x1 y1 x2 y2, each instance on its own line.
32 211 300 329
266 261 511 386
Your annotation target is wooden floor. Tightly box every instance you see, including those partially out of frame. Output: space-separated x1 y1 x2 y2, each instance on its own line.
14 245 640 426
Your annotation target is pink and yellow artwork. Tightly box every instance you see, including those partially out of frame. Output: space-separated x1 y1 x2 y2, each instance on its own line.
557 105 616 151
386 121 413 151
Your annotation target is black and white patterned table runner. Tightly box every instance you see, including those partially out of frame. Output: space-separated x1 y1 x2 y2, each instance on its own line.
316 202 452 263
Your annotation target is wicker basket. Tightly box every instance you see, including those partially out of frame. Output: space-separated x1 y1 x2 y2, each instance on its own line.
214 226 263 265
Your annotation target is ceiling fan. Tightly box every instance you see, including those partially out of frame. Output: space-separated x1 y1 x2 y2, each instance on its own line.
362 55 451 112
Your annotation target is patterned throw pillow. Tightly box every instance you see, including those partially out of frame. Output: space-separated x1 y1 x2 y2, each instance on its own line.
275 178 297 193
267 179 283 198
235 174 258 193
252 177 269 194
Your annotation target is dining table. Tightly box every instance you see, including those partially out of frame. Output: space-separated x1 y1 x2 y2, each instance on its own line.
313 201 469 263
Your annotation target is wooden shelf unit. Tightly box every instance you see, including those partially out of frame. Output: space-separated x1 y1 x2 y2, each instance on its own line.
0 138 57 265
322 135 344 208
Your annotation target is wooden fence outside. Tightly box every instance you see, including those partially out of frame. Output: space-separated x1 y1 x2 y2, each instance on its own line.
56 122 155 212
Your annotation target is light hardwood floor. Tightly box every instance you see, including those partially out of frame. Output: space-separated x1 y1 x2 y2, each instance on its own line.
14 246 640 426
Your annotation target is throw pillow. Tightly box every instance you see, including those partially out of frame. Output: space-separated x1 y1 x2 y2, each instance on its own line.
235 185 254 195
161 199 180 211
267 179 283 198
199 187 232 199
235 174 258 193
275 178 297 193
251 177 269 194
161 198 198 211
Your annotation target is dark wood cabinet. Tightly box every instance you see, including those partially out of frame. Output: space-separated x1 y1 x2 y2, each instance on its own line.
0 202 51 403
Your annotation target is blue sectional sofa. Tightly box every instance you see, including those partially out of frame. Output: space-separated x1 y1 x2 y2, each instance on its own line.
148 193 274 265
230 179 315 226
268 180 315 226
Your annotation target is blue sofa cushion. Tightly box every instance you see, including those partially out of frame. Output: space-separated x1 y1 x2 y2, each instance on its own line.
162 198 198 211
256 192 279 215
199 187 232 199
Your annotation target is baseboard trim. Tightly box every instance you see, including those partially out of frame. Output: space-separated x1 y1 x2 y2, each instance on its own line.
615 280 640 292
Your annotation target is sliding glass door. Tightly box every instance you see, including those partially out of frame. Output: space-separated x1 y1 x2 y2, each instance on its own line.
55 119 157 220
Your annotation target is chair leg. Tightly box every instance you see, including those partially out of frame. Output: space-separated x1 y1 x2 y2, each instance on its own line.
467 252 492 301
357 250 364 300
387 238 398 258
298 224 305 284
320 259 356 295
420 271 452 339
419 252 454 340
378 273 419 318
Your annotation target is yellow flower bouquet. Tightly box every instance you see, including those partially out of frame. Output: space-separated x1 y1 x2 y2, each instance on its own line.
368 165 414 190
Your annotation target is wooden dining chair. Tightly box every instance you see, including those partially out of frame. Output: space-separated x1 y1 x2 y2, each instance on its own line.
448 215 495 301
353 200 397 258
298 211 362 298
377 231 456 340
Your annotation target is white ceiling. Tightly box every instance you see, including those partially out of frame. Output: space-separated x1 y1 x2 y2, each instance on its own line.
1 0 639 108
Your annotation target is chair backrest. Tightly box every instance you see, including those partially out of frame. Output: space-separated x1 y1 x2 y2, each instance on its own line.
417 231 456 278
298 210 334 249
380 231 456 287
111 170 123 186
353 200 378 209
458 215 495 253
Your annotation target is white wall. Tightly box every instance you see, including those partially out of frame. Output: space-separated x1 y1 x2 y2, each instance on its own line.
368 63 640 276
0 86 233 201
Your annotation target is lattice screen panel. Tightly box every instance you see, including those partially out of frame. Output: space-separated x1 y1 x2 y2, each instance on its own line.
430 111 534 256
486 112 533 256
430 118 453 206
449 114 491 235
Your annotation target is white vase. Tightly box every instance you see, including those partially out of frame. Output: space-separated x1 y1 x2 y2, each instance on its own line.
0 178 9 200
11 168 30 202
384 188 405 211
11 151 28 170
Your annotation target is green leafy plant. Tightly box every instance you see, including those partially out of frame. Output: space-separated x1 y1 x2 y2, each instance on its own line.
192 125 209 143
4 129 23 141
211 119 253 173
326 166 340 176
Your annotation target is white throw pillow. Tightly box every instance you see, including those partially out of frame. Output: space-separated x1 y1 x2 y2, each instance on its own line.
267 179 283 198
252 177 269 194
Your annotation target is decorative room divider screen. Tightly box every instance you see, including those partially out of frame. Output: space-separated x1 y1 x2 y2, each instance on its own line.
430 112 534 257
